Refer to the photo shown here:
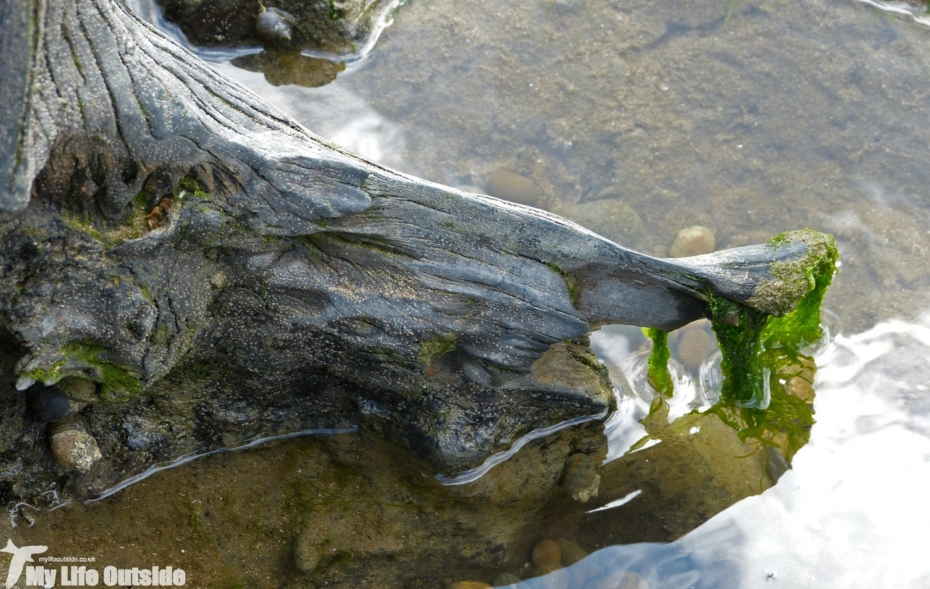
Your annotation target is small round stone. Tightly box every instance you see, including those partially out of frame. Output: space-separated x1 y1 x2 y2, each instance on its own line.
485 170 540 207
55 376 98 403
447 582 493 589
532 538 561 567
49 421 102 472
676 328 715 371
554 538 588 565
293 530 320 574
491 572 522 586
669 226 715 258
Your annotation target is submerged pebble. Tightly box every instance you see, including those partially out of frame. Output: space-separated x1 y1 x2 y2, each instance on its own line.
554 538 588 565
561 453 600 502
532 538 561 567
485 169 540 207
447 582 493 589
491 572 522 586
55 376 98 403
669 226 715 257
293 529 320 574
49 421 102 472
676 326 715 371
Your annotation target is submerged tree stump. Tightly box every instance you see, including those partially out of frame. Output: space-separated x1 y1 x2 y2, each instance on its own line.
0 0 827 501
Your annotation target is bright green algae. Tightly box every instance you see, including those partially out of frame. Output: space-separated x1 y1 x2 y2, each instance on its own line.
646 229 838 461
711 230 837 460
642 328 674 397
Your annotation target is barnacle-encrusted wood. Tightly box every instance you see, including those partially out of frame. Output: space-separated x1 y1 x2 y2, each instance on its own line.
0 0 826 500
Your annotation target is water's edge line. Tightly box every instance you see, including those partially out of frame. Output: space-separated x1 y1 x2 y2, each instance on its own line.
86 426 359 503
436 411 609 486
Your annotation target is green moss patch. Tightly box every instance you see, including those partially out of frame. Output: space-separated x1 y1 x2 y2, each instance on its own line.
176 174 210 199
417 335 457 365
546 262 581 304
22 342 143 402
62 170 212 247
61 342 143 402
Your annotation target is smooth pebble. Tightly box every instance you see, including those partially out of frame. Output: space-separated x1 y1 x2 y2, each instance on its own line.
532 538 562 567
293 528 320 573
554 538 588 565
676 328 715 371
491 572 522 587
669 226 715 257
485 170 540 207
55 376 98 403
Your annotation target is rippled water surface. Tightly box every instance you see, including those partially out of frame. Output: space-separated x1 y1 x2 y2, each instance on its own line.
6 0 930 587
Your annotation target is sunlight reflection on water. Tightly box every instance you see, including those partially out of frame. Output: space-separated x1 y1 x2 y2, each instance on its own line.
214 62 410 169
531 315 930 589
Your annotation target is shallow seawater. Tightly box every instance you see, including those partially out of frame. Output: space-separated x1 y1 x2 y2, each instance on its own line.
6 0 930 587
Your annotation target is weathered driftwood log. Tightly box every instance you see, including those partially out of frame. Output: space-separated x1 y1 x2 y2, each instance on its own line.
0 0 824 501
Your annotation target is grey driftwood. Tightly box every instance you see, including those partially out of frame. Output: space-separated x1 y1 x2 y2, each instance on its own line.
0 0 821 501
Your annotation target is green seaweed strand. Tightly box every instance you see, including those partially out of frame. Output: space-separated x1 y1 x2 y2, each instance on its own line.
707 298 769 407
642 328 674 397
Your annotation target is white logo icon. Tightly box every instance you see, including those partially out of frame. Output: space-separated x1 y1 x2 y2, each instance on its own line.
1 540 48 589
